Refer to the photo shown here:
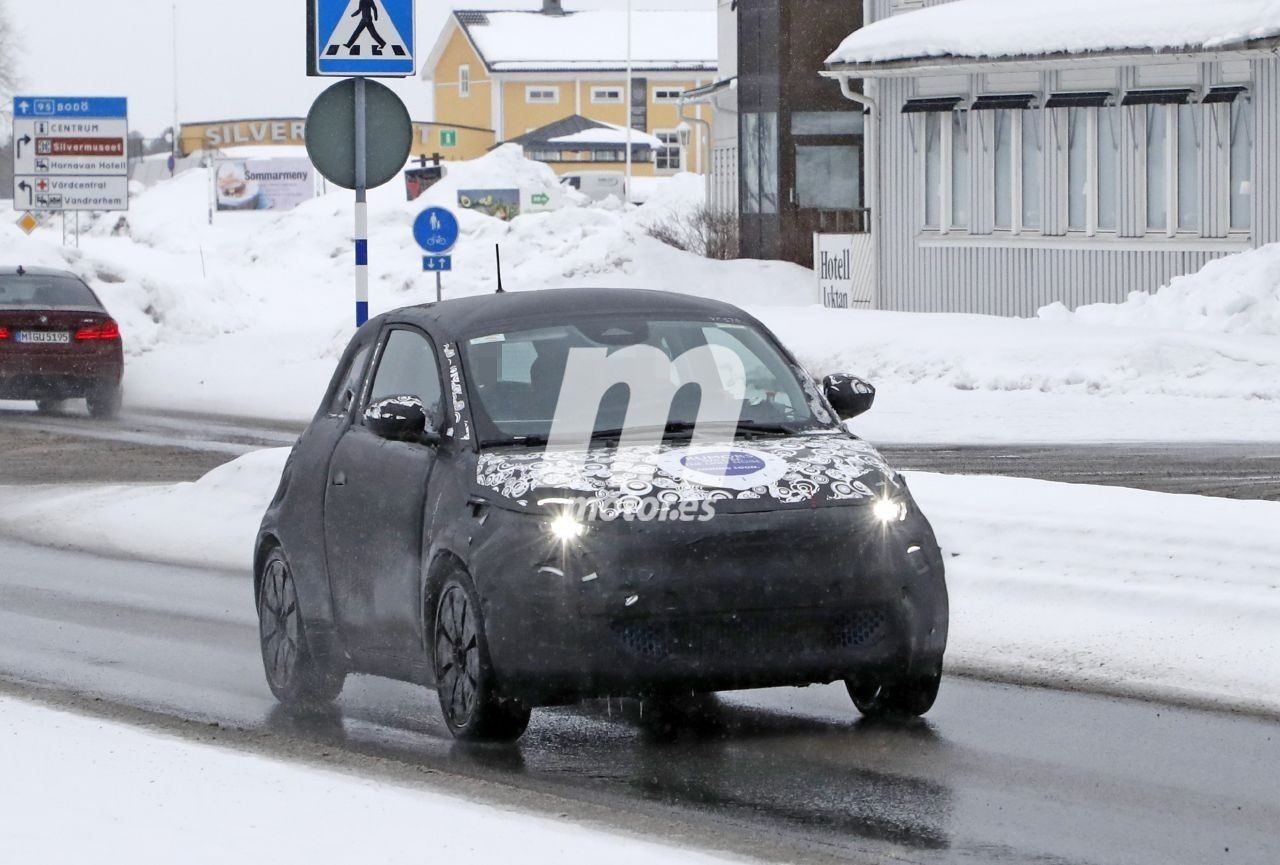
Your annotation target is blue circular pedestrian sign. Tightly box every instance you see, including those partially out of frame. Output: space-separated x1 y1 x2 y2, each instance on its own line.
413 207 459 255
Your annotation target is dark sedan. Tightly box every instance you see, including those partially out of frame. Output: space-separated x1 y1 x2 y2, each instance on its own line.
256 288 948 742
0 266 123 418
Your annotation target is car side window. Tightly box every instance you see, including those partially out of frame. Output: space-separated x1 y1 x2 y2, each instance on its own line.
327 344 371 417
366 329 444 425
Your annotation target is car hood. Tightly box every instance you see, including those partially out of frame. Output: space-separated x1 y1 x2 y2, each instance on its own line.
475 430 902 514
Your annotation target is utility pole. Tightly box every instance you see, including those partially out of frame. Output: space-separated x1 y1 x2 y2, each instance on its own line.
171 3 180 169
624 0 633 204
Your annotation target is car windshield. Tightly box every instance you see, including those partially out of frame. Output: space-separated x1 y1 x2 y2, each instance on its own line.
0 275 101 309
462 315 831 445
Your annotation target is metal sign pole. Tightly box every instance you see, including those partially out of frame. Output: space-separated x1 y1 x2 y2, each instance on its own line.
435 270 442 303
354 77 369 328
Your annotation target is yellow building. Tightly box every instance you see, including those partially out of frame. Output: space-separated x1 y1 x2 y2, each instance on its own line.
423 1 718 175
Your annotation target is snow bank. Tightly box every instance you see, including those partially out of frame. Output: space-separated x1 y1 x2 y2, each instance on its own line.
0 448 286 570
759 305 1280 443
1040 243 1280 336
0 694 735 865
828 0 1280 66
3 450 1278 714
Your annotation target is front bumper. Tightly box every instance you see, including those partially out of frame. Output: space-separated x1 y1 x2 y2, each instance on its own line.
468 500 949 703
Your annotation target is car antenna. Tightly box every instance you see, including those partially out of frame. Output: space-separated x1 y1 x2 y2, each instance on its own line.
494 244 505 293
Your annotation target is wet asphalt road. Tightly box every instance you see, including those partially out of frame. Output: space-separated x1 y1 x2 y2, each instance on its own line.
2 403 1279 500
0 537 1277 865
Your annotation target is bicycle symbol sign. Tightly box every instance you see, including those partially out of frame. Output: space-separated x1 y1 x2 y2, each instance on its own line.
413 207 460 255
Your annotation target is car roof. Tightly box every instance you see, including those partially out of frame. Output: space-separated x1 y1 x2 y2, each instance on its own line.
0 266 81 278
387 288 755 340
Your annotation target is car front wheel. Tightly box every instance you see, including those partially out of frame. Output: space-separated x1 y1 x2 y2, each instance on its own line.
846 670 942 718
432 573 531 742
257 549 345 707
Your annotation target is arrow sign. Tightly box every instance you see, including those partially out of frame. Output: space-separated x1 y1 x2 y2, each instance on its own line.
17 181 32 206
16 135 31 159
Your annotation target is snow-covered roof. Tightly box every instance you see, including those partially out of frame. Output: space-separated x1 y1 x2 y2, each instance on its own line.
827 0 1280 70
446 9 717 73
549 124 665 149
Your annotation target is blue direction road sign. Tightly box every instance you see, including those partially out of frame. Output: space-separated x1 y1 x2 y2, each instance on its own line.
13 97 127 118
423 256 453 272
413 207 460 255
313 0 415 77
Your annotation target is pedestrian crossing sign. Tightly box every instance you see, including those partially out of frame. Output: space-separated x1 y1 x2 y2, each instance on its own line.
312 0 415 77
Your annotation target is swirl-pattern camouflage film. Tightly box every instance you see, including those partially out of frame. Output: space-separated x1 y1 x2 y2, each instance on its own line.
475 432 898 509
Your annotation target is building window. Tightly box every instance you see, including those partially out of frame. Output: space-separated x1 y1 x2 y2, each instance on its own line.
993 112 1014 230
797 144 861 210
740 112 778 215
1142 101 1199 235
653 87 684 104
1098 109 1120 231
459 65 470 98
1230 98 1253 231
1022 109 1043 230
526 86 559 104
950 111 970 230
923 113 942 229
1060 106 1120 234
655 130 682 171
1146 105 1170 232
1067 108 1089 231
1176 104 1201 232
591 87 623 104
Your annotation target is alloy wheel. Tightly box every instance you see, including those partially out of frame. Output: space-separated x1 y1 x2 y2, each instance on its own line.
435 584 481 728
260 557 301 691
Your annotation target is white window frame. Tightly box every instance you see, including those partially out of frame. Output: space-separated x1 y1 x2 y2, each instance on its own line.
652 87 684 104
985 109 1041 236
525 86 560 105
1060 106 1108 237
654 129 683 171
459 65 471 98
591 86 624 104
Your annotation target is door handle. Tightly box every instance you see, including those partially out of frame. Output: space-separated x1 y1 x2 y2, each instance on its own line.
332 470 347 487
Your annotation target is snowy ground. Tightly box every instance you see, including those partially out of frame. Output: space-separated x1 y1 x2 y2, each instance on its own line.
1 449 1275 716
6 146 1280 443
0 694 738 865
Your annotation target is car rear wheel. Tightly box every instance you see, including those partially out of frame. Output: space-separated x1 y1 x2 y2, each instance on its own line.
257 549 345 707
432 574 531 742
86 385 122 420
35 399 65 415
846 671 942 718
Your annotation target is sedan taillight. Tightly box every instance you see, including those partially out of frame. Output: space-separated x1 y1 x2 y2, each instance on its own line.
0 326 9 340
76 320 121 341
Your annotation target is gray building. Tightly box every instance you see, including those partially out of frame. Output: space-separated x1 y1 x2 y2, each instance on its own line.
824 0 1272 316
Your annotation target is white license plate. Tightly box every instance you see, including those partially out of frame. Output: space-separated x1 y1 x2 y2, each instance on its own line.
15 331 71 345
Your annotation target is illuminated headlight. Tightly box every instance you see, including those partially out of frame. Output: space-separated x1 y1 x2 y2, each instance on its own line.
548 512 584 542
872 497 909 524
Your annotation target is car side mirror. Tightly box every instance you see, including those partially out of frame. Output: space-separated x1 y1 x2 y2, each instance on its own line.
365 396 440 444
823 374 876 420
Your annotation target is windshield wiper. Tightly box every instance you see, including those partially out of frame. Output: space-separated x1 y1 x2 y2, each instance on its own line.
734 421 795 437
589 421 700 442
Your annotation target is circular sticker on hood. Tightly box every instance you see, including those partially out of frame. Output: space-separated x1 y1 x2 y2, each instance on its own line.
656 446 789 491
